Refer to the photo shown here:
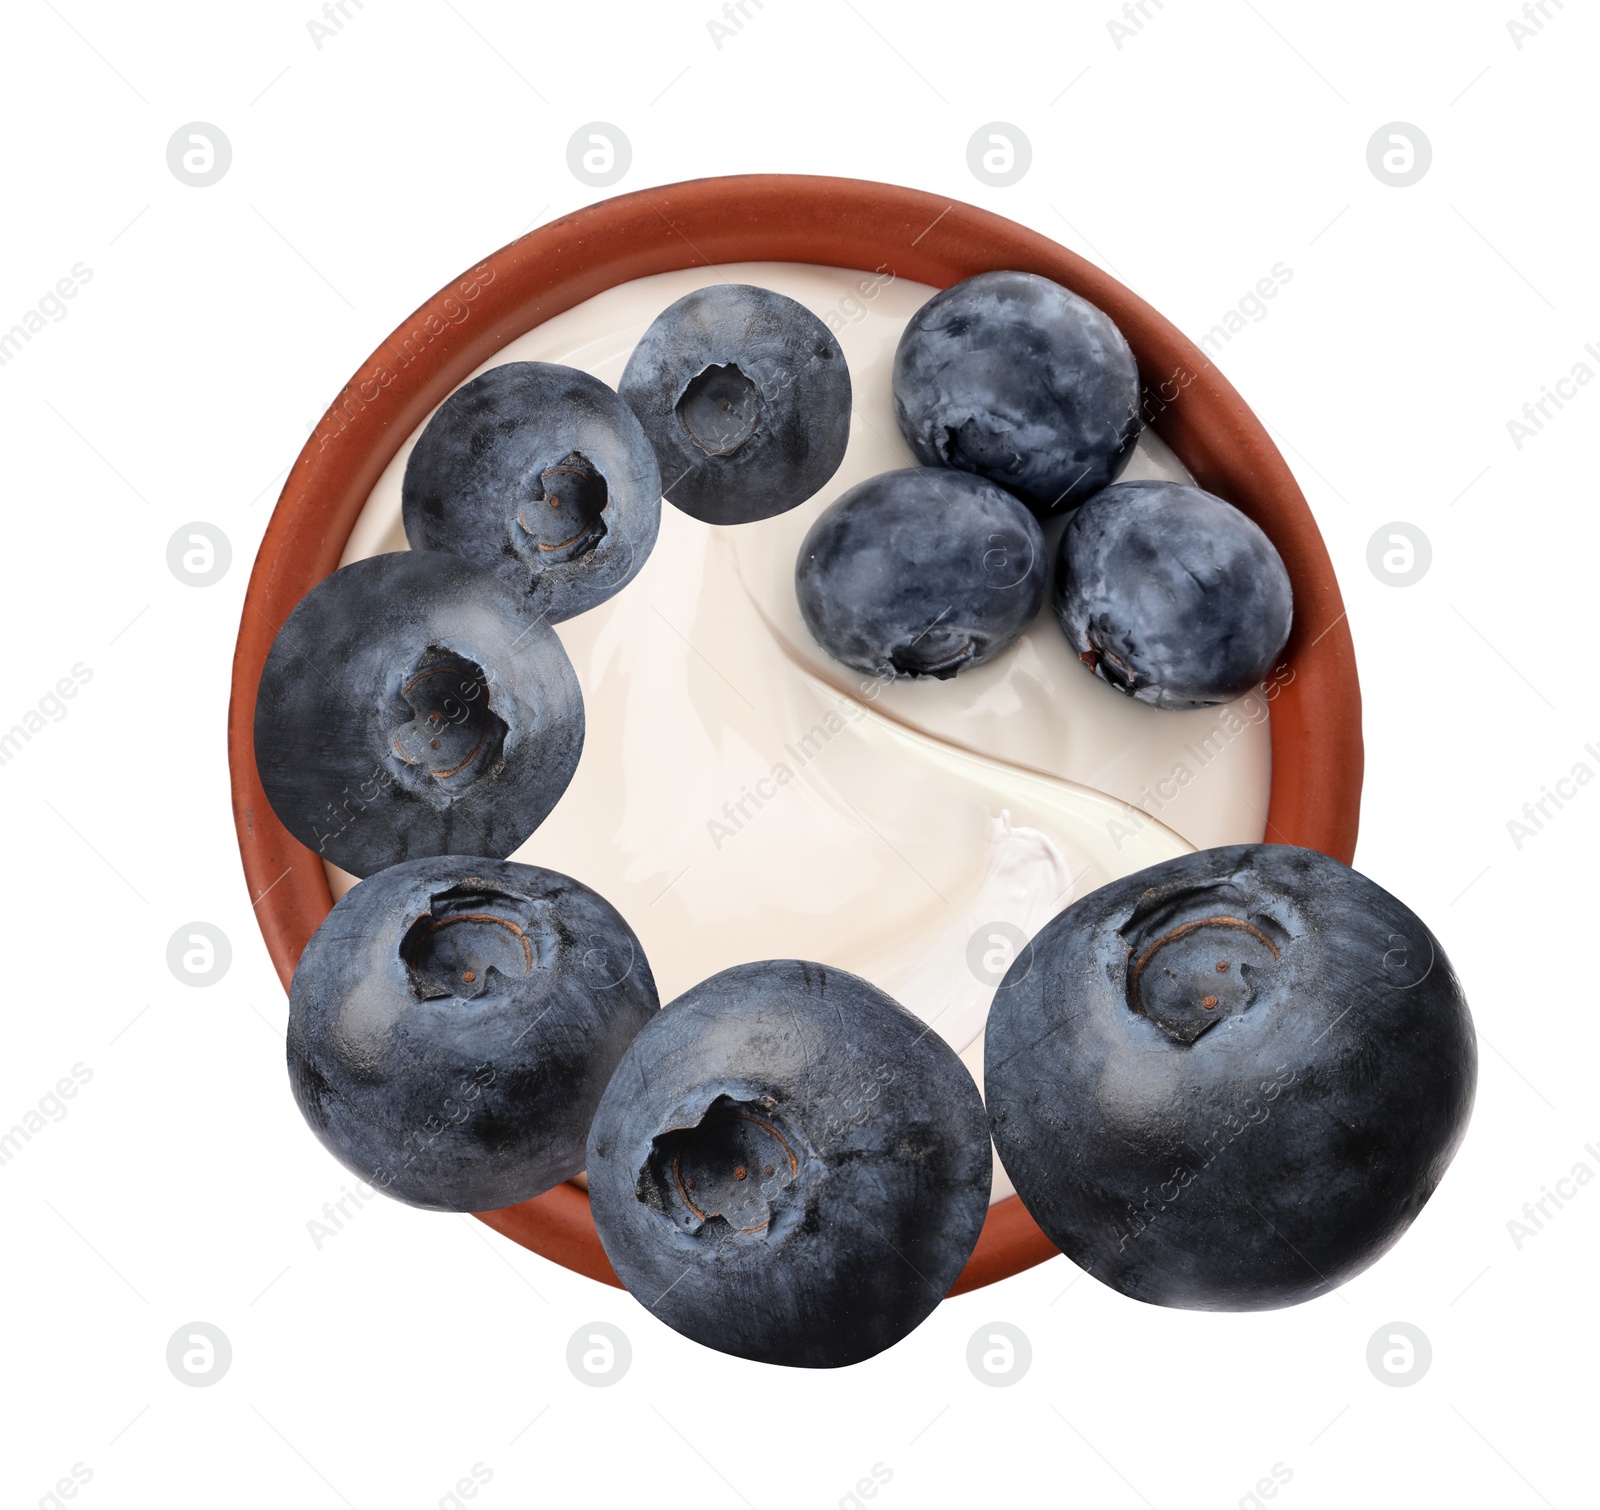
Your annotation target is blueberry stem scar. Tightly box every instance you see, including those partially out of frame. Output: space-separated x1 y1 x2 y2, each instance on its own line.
891 636 974 678
669 1111 799 1234
392 658 496 778
1128 916 1281 1004
536 458 610 551
420 912 535 972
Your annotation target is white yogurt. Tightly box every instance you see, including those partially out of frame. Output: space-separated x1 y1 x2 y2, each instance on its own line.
334 262 1272 1203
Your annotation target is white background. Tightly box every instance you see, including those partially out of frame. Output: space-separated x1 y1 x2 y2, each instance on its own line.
1 1 1595 1506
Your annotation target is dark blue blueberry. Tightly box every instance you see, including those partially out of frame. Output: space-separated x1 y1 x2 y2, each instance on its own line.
1053 479 1293 709
402 361 660 622
984 844 1477 1310
893 270 1141 516
619 283 851 525
287 856 659 1212
794 466 1046 680
253 550 583 877
586 960 991 1367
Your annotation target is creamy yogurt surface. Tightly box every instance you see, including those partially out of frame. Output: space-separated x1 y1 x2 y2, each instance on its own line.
334 261 1272 1203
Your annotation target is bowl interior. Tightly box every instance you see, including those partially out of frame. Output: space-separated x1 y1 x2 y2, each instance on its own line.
228 174 1362 1295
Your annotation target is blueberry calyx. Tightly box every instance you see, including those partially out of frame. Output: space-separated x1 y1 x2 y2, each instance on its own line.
936 419 1021 478
637 1094 808 1238
1120 886 1288 1044
1081 629 1139 693
388 646 507 797
515 450 608 568
676 363 762 456
889 632 976 680
400 882 545 1001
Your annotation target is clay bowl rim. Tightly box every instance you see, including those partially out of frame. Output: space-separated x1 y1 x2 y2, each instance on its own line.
227 172 1363 1298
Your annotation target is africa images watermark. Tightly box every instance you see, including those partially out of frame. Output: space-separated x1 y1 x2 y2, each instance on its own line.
365 1061 497 1192
306 0 366 50
1199 263 1295 359
1507 0 1569 50
706 0 767 50
1505 1137 1600 1250
306 1179 379 1250
837 1463 894 1509
311 260 495 453
1113 1064 1299 1251
0 262 94 370
1129 267 1293 435
0 663 94 770
436 1463 494 1510
0 1063 94 1170
706 667 896 851
33 1462 93 1510
822 264 897 335
1504 738 1600 850
1505 338 1600 450
1106 0 1168 51
1105 662 1295 850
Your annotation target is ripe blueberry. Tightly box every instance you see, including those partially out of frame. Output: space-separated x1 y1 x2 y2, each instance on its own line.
253 550 583 877
893 270 1141 516
287 856 659 1212
619 283 851 525
586 960 991 1367
402 361 661 622
795 466 1046 680
984 844 1476 1310
1053 479 1293 708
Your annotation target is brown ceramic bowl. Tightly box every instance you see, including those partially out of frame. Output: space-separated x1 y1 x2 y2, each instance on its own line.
228 173 1362 1295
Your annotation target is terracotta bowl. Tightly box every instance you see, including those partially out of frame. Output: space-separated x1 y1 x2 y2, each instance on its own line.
228 173 1362 1295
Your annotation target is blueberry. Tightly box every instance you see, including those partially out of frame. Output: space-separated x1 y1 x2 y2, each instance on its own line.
619 283 851 525
893 270 1141 516
253 550 583 877
586 960 991 1367
984 844 1477 1310
402 361 661 622
794 466 1046 680
1053 479 1293 709
287 856 658 1211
